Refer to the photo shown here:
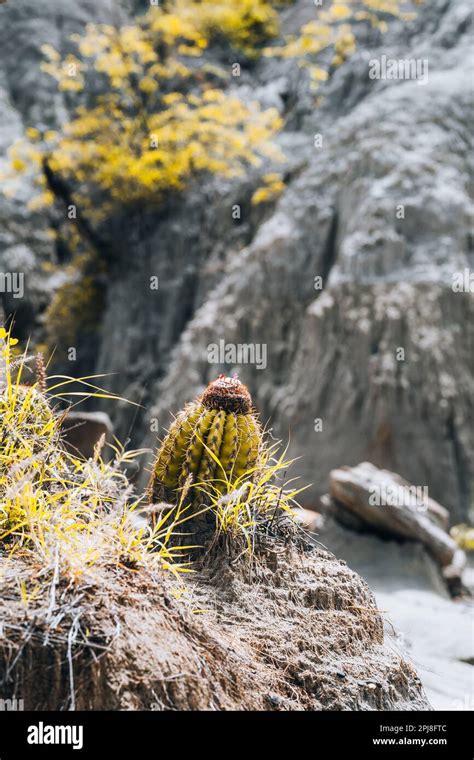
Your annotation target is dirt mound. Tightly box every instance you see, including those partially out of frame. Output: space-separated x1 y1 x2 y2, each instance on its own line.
0 542 430 711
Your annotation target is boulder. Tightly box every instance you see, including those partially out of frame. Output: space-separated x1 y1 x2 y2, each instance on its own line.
328 462 466 588
61 410 113 460
0 544 430 710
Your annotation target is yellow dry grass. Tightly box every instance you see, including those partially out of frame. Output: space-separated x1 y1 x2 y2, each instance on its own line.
0 327 191 601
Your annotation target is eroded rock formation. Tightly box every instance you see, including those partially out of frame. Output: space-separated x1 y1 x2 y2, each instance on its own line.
0 546 431 710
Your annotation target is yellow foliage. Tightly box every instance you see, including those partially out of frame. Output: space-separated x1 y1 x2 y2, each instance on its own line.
11 157 26 173
41 50 85 91
43 250 105 355
252 172 285 205
6 0 422 213
265 0 418 88
147 0 279 58
9 1 419 215
28 190 55 211
25 127 41 142
44 90 282 210
14 5 283 219
450 524 474 552
5 132 57 211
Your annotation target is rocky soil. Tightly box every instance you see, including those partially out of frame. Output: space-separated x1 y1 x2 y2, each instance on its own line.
0 544 430 710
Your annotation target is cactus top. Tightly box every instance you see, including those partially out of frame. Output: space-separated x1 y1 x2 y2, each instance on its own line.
148 373 262 505
200 375 252 415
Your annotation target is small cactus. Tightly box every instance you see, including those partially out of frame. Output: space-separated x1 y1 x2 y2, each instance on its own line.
148 375 263 507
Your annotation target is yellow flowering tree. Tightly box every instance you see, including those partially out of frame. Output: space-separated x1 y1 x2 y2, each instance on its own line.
8 1 418 219
5 0 418 357
15 5 282 221
6 2 284 358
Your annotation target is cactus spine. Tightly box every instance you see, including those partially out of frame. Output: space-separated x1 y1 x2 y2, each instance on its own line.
149 376 262 506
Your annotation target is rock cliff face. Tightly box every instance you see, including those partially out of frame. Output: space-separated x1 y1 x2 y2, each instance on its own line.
1 1 473 519
0 0 127 340
137 0 474 520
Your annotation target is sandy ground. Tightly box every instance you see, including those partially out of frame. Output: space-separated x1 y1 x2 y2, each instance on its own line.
320 520 474 711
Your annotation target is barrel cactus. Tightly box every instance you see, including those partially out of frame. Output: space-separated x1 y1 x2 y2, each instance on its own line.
148 375 263 507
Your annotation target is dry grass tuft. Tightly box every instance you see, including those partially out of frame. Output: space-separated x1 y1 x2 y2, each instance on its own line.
0 327 191 597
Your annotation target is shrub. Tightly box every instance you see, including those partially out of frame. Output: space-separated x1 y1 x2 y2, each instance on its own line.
10 4 283 220
264 1 418 88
